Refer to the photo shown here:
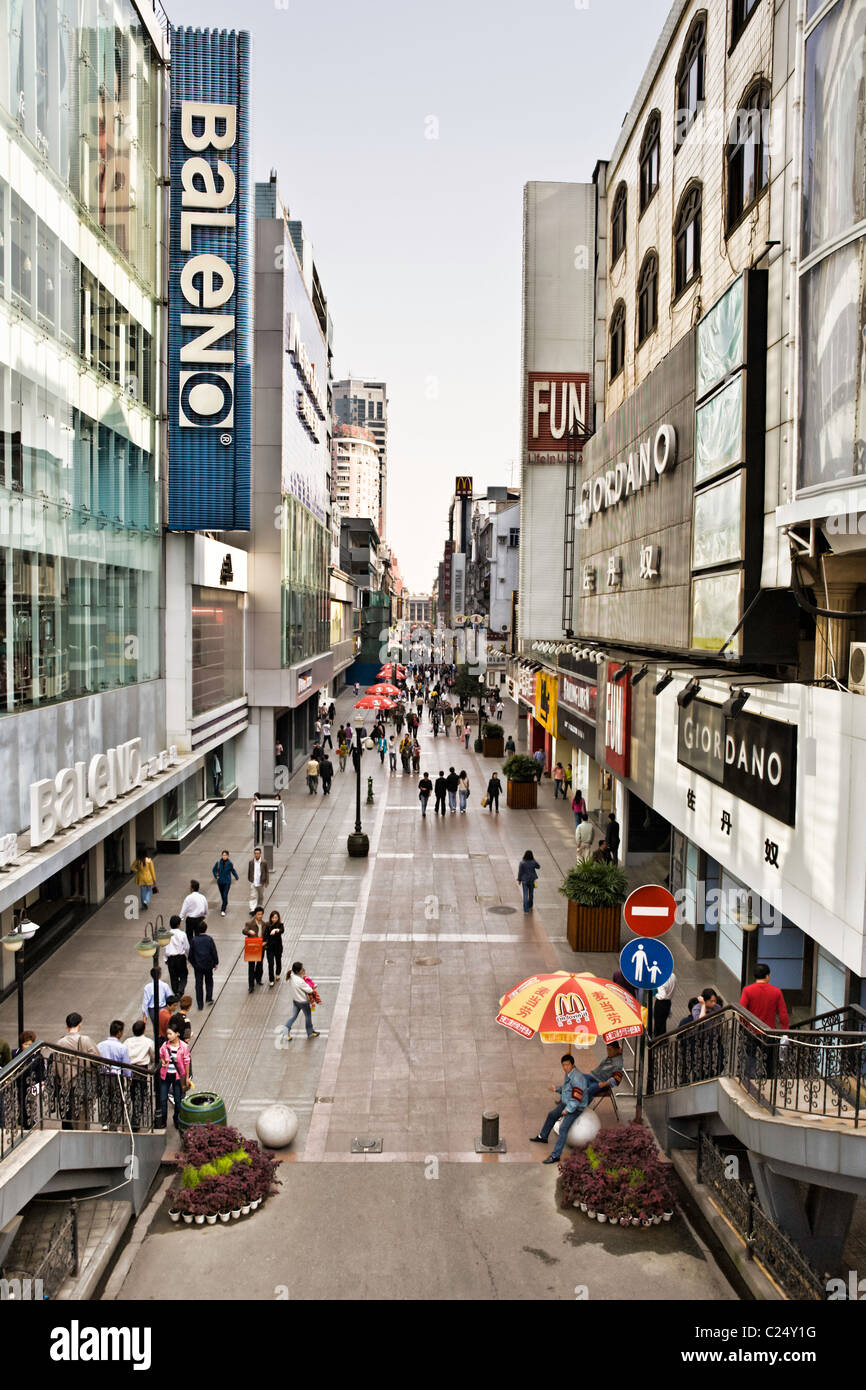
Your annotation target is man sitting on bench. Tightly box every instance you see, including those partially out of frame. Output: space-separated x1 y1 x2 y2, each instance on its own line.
575 1041 625 1112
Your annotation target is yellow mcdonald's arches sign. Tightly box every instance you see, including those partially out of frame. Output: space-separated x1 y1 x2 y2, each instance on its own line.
455 476 473 497
534 671 558 736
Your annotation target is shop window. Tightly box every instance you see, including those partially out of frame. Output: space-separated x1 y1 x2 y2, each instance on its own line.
59 245 78 345
639 111 660 212
637 251 658 344
609 300 626 382
37 220 57 327
674 182 702 297
675 13 707 148
610 183 627 266
726 82 770 230
754 921 806 993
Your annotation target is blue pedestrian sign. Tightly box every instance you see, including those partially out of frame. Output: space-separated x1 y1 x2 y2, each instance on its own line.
619 937 674 991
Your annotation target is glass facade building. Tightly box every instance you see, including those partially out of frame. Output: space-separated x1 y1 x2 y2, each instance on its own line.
0 0 163 714
280 494 330 669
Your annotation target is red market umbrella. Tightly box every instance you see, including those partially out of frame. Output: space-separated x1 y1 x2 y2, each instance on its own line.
354 695 395 710
367 683 400 697
378 663 406 678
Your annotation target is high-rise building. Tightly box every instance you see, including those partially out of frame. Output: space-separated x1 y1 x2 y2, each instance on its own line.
331 424 380 525
332 378 388 539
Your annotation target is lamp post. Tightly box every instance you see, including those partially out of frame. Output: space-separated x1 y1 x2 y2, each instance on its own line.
347 715 369 858
1 913 40 1038
134 915 172 1056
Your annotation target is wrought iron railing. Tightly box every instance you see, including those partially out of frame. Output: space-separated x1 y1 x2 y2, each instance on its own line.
647 1004 866 1128
0 1041 157 1162
697 1130 826 1300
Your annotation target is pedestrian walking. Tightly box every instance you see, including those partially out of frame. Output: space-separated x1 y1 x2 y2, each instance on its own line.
692 988 725 1078
432 711 440 737
434 770 447 816
576 816 595 856
264 911 285 986
505 734 516 754
564 763 572 795
517 849 540 913
212 849 239 915
242 908 266 993
486 772 502 814
552 763 566 799
418 772 433 816
131 850 157 908
282 962 320 1040
320 754 334 795
606 812 620 865
142 969 170 1024
455 711 464 740
530 1054 586 1160
164 914 190 997
306 755 320 794
247 847 270 909
445 766 460 813
328 702 336 722
388 737 397 772
412 738 421 772
97 1021 132 1127
533 747 546 781
458 770 470 813
495 699 504 721
179 878 209 939
338 734 350 772
592 838 611 864
740 964 789 1079
463 717 472 751
354 682 359 697
443 707 453 736
572 788 587 825
156 1026 191 1131
322 720 333 750
188 926 219 1010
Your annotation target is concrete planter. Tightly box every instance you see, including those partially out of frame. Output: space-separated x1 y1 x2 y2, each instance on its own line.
506 779 538 810
482 738 504 758
566 900 621 952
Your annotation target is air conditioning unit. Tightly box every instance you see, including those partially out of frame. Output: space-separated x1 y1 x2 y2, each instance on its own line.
849 642 866 695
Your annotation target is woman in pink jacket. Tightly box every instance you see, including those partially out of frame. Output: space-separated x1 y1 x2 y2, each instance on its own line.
157 1026 191 1130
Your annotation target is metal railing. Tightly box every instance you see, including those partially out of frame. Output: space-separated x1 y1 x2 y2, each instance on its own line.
647 1004 866 1128
697 1131 826 1300
0 1042 157 1163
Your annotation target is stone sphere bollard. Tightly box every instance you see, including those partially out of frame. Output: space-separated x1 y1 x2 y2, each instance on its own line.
256 1104 299 1148
554 1110 602 1148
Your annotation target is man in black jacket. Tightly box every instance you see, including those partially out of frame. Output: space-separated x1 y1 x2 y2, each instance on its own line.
320 755 334 796
606 812 621 865
418 773 433 817
188 929 220 1010
445 767 460 814
434 770 447 817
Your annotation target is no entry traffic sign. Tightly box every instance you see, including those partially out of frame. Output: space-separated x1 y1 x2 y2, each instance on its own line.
623 883 677 938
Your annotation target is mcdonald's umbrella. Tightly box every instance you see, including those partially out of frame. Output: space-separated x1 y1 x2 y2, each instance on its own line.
496 972 644 1046
354 695 396 710
377 663 406 677
367 683 400 697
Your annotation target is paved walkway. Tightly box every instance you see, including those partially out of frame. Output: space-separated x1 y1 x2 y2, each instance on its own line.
0 687 716 1163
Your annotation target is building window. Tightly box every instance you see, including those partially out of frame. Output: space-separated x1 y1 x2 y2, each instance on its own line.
609 300 626 382
610 184 627 266
674 183 702 296
637 251 659 344
509 528 519 547
726 82 770 230
675 13 706 147
11 193 33 309
639 111 661 212
732 0 760 48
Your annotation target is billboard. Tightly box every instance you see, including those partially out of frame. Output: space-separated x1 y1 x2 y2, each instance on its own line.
527 372 590 458
168 27 252 531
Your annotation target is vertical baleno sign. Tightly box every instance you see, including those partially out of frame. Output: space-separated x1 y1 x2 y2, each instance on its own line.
168 28 252 531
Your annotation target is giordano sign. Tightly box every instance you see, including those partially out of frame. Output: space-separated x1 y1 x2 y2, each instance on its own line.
580 425 677 524
677 698 797 827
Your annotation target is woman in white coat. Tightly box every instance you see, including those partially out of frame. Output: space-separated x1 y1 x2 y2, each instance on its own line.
283 962 319 1040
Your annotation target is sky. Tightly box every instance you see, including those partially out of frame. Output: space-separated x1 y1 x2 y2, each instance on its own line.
172 0 672 591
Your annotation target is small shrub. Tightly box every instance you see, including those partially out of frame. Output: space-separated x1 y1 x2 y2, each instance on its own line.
559 859 628 907
502 754 538 783
482 722 504 739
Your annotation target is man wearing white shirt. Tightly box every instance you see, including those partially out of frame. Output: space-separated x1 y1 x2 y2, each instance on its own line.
179 879 209 940
142 970 169 1022
652 971 677 1036
247 848 270 909
575 818 595 856
164 914 190 996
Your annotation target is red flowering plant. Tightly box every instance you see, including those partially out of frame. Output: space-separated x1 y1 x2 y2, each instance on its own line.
557 1122 676 1218
167 1125 281 1218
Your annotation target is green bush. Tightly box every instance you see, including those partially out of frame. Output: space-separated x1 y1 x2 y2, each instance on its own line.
559 858 628 907
502 754 538 783
482 723 504 739
473 737 484 752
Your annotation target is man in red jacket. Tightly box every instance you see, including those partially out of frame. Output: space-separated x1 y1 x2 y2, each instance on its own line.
740 964 789 1082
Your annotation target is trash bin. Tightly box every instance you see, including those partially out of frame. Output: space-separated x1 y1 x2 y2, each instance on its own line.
177 1090 227 1135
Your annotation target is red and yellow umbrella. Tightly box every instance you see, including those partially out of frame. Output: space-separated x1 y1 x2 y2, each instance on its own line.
496 971 644 1046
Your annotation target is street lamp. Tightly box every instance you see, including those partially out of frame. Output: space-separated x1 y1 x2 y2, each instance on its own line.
1 913 40 1038
347 715 370 858
134 915 172 1055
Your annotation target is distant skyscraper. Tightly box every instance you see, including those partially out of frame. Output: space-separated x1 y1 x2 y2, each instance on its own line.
333 379 388 539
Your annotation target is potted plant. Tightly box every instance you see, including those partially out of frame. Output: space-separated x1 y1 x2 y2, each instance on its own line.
503 753 539 809
559 857 628 952
473 737 484 753
482 722 505 758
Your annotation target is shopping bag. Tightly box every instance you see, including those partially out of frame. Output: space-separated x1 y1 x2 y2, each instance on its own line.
243 936 264 962
481 796 489 807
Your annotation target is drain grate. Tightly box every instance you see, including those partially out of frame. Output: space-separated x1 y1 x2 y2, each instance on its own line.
414 956 442 966
488 905 517 915
351 1136 383 1153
